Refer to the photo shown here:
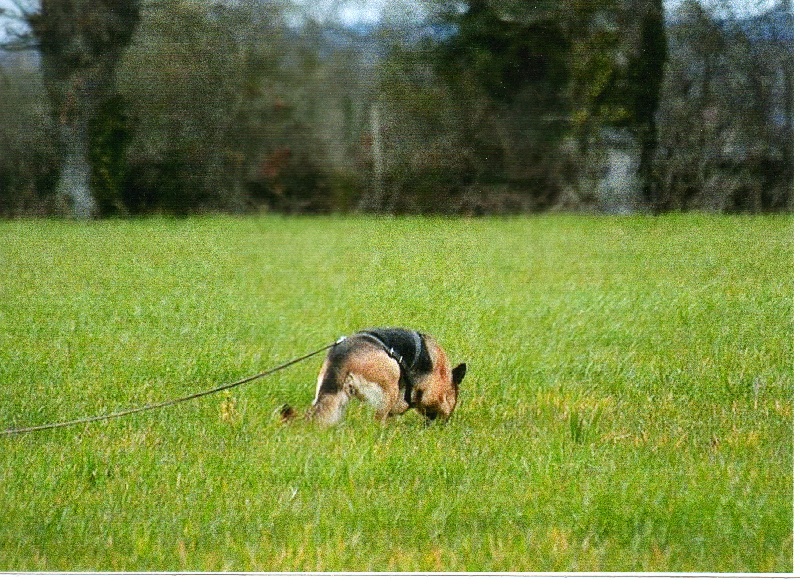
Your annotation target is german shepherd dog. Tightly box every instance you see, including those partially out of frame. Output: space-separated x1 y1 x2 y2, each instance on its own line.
281 328 466 426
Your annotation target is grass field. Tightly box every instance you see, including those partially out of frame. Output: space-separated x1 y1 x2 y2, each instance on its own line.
0 214 793 572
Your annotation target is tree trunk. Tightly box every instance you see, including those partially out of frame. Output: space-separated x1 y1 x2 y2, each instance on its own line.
56 111 94 218
359 101 384 212
28 0 140 218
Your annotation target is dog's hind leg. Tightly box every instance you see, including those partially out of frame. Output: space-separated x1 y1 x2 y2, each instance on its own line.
309 391 350 426
339 372 401 423
308 355 350 426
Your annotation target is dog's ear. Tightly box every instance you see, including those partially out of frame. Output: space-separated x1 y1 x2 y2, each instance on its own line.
452 363 467 385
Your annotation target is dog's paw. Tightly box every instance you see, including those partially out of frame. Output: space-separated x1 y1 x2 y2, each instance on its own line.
279 404 297 423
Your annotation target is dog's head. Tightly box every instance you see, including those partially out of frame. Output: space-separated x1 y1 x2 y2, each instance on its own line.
417 362 467 422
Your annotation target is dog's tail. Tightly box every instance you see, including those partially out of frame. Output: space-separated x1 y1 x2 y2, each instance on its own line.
279 404 298 423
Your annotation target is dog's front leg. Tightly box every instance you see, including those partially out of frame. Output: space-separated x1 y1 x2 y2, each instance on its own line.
373 387 409 422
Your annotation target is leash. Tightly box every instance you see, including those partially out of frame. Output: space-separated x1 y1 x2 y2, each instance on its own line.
0 339 343 437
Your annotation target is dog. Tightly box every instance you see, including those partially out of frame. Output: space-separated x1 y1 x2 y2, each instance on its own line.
281 328 466 426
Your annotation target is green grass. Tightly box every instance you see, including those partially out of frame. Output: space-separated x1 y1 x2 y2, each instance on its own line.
0 214 792 572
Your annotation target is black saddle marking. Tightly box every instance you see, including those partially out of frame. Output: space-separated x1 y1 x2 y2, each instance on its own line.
357 328 434 406
359 328 433 378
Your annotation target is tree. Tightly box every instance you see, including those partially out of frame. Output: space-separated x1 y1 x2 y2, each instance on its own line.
437 0 572 208
655 0 792 212
23 0 140 217
564 0 667 211
384 0 666 213
0 51 59 216
373 0 572 213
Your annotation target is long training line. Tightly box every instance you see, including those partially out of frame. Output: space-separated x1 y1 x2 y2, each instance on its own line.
1 340 340 437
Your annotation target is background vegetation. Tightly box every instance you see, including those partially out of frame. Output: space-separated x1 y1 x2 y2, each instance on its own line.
0 215 792 571
0 0 793 217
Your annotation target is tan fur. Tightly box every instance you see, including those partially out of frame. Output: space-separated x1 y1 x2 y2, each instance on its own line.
311 344 403 425
415 342 458 419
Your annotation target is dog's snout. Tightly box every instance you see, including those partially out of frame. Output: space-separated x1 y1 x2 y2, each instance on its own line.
422 405 454 422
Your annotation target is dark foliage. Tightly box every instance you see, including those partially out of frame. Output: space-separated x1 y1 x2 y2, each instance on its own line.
0 0 792 216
